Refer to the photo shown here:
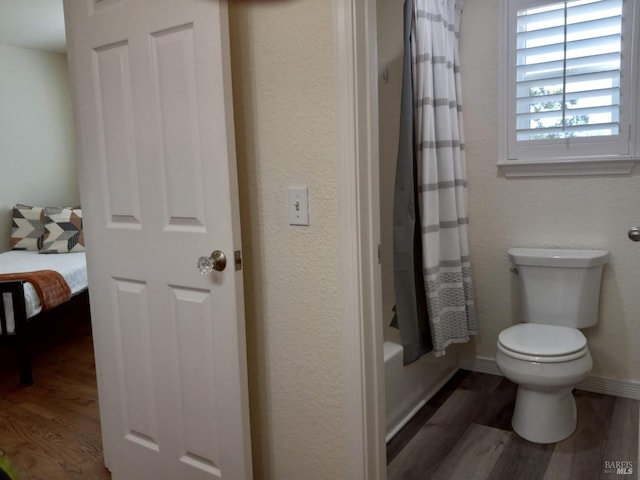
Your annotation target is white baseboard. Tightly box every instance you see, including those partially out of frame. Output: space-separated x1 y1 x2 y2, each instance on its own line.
460 356 640 400
459 356 502 376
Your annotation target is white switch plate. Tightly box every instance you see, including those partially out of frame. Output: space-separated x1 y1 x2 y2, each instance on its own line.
288 186 309 226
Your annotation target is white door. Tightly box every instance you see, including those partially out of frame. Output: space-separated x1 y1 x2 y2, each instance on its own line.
63 1 252 478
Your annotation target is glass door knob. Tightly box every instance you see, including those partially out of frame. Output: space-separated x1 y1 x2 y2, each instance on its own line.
197 250 227 274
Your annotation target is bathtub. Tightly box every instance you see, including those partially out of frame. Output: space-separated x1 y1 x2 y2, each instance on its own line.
383 340 458 442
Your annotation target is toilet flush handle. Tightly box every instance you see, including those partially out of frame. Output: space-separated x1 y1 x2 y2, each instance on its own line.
629 227 640 242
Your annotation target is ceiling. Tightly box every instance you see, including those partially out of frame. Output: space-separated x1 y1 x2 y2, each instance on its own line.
0 0 66 53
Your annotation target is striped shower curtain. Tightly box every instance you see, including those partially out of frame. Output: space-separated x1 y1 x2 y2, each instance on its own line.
393 0 476 361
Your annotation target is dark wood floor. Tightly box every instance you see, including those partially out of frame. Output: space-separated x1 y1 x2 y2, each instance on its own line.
0 294 110 480
387 370 639 480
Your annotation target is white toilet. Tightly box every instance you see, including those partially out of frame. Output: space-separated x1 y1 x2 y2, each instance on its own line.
496 247 609 444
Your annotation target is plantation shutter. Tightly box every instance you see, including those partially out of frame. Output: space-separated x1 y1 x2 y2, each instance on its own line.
515 0 622 141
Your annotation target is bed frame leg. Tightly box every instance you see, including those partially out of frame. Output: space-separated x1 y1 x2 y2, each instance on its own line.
0 281 34 386
17 343 33 386
19 368 34 386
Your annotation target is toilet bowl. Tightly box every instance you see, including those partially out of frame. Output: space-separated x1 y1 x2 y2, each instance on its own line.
496 248 608 444
496 323 592 443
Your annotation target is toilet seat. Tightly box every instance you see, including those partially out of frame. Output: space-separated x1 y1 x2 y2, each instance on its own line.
498 324 588 363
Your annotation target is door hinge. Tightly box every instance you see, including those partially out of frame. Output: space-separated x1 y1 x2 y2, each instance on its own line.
234 250 243 271
377 244 382 265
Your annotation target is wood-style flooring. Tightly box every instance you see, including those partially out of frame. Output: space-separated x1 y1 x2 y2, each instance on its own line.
0 293 110 480
2 306 637 480
387 370 639 480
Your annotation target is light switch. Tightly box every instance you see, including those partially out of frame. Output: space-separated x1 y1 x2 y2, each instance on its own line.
288 186 309 226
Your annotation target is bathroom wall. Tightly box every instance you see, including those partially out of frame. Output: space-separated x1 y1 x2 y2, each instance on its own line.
0 43 79 252
376 0 640 383
459 0 640 383
228 2 347 478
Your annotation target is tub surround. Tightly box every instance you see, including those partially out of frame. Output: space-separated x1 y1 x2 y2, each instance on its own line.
384 340 458 442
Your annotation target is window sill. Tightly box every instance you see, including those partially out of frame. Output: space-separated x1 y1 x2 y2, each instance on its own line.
497 157 640 178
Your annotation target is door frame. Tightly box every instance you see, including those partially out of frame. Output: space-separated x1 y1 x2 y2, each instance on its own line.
334 0 386 478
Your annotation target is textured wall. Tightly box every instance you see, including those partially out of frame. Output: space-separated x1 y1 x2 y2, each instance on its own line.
0 43 78 252
459 0 640 382
228 2 347 479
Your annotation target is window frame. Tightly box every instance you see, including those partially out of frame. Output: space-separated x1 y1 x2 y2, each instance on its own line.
498 0 640 177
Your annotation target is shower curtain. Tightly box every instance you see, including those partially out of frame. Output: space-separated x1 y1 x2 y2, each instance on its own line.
393 0 476 363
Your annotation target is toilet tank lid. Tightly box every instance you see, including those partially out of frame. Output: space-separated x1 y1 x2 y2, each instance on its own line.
509 248 609 268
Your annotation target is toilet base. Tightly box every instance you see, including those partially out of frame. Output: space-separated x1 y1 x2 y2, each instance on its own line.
512 386 577 444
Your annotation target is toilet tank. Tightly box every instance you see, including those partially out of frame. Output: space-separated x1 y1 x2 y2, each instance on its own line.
509 248 609 328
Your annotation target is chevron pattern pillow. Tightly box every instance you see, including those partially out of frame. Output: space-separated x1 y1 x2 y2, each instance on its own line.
10 205 46 251
40 207 85 254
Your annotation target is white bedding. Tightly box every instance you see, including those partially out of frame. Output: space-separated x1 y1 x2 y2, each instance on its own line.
0 251 88 332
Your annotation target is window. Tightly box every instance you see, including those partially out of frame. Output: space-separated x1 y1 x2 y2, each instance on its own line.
499 0 640 176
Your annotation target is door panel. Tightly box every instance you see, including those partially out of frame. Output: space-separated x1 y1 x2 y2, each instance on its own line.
113 278 158 448
93 42 142 225
171 286 220 470
151 24 207 228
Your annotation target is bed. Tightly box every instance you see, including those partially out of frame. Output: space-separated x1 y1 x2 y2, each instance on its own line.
0 251 88 385
0 204 88 385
